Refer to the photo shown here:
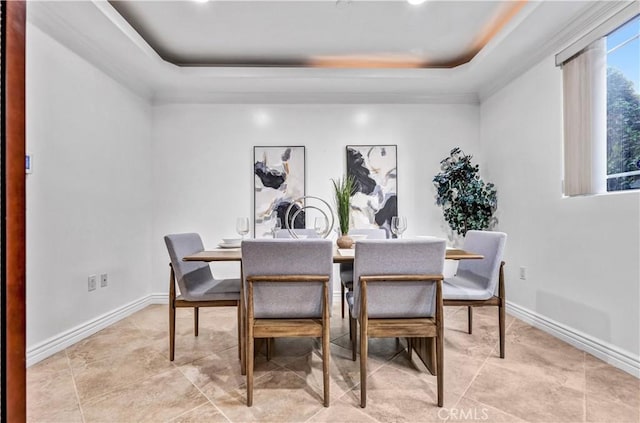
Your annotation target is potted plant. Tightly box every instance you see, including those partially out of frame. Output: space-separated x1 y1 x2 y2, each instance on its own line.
332 175 356 248
433 148 497 243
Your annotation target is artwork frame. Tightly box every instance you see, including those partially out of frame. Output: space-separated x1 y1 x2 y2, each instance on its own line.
253 146 306 238
346 145 398 237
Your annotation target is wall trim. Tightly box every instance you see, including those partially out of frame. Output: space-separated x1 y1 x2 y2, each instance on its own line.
507 301 640 378
27 292 639 379
27 295 157 367
479 1 632 101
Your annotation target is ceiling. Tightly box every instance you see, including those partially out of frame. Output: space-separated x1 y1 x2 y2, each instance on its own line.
108 0 526 68
26 1 632 103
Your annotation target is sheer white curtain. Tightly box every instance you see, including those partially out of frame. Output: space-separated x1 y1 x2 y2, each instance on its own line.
562 38 607 196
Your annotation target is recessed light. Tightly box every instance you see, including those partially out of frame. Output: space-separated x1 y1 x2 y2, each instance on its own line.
407 0 427 5
193 0 209 3
354 111 370 127
253 111 271 127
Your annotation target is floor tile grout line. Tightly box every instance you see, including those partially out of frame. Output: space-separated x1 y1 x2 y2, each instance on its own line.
64 348 87 423
461 395 533 423
451 315 536 423
69 347 180 405
173 353 279 421
172 363 234 423
165 400 212 423
450 335 500 410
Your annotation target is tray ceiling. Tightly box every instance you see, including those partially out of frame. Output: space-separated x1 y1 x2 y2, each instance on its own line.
109 0 526 68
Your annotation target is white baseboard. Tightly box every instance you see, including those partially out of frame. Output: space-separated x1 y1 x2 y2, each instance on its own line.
27 292 639 379
27 295 157 367
507 301 640 378
148 292 169 304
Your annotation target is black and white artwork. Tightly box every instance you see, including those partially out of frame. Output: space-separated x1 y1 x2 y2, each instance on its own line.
254 146 306 238
346 145 397 237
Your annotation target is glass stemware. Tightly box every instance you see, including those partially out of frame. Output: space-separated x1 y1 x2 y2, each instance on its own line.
314 217 326 237
391 216 407 239
236 217 250 239
271 218 282 238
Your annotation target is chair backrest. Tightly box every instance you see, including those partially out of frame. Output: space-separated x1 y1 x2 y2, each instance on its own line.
339 228 388 273
353 239 446 318
457 230 507 295
348 228 388 240
164 233 214 300
274 228 320 239
242 239 333 318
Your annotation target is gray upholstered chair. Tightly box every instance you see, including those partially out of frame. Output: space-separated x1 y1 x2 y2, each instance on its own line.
164 233 241 361
274 228 320 238
347 239 446 408
242 239 333 407
339 228 387 318
443 230 507 358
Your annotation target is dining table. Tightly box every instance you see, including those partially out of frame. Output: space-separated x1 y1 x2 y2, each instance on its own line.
183 245 483 376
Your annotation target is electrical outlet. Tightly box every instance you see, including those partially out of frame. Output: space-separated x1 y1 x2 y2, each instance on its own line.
100 273 108 288
519 266 527 280
88 275 97 291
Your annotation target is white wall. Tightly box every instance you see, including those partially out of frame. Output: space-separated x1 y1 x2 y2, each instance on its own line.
26 25 153 347
151 103 480 291
480 57 640 360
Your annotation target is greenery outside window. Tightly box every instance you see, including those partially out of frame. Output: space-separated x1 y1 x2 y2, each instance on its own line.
606 15 640 192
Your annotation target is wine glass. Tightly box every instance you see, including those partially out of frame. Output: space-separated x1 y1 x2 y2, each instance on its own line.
314 217 326 237
236 217 250 239
271 217 282 238
391 216 407 239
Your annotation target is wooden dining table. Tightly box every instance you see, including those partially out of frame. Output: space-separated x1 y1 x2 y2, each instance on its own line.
184 246 483 376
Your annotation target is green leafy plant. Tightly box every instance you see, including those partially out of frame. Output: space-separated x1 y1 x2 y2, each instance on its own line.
433 148 497 236
332 175 356 236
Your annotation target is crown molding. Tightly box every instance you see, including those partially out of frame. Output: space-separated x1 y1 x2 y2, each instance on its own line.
478 1 636 102
151 91 480 105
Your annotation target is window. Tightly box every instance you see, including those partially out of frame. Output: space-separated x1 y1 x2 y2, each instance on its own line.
558 6 639 196
606 15 640 191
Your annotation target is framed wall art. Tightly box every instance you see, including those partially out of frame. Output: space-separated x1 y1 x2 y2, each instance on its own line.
253 146 306 238
346 145 397 237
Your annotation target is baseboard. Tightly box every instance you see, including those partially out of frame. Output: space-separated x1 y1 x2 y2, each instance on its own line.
30 292 637 378
27 294 157 367
148 292 169 304
507 301 640 378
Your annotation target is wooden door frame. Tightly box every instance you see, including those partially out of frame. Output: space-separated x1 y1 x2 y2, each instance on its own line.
2 0 27 421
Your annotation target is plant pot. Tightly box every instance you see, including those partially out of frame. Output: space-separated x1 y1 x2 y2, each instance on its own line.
336 235 353 249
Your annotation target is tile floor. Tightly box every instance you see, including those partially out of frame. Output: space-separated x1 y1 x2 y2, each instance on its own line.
27 303 639 423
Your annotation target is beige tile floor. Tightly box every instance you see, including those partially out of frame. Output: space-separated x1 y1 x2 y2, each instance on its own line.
28 303 639 423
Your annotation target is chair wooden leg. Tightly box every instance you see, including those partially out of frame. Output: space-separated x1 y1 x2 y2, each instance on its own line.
169 265 176 361
237 304 242 360
350 317 357 361
359 322 367 408
240 297 246 376
266 338 272 361
436 335 444 407
468 306 473 335
499 303 505 359
194 307 199 337
341 283 345 319
322 316 330 407
247 329 254 406
169 302 176 361
407 338 413 361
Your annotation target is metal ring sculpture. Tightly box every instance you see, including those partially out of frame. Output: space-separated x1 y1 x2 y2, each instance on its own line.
285 196 335 239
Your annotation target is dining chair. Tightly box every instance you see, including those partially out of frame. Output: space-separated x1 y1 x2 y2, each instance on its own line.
339 228 387 318
347 239 446 408
242 239 333 407
274 228 320 238
164 233 241 361
442 230 507 358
